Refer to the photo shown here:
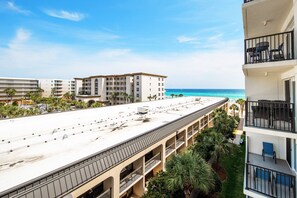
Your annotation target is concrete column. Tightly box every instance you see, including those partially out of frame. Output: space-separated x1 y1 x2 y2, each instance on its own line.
112 175 120 198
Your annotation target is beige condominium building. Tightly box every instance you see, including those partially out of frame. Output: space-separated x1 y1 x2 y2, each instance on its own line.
242 0 297 197
0 77 39 102
0 97 228 198
39 79 75 98
74 73 166 105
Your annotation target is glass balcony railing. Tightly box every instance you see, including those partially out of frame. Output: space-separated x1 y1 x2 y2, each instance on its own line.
245 100 295 132
244 31 294 64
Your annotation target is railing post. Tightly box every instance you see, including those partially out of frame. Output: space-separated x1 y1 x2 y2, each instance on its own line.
244 39 247 64
291 30 295 59
245 100 248 126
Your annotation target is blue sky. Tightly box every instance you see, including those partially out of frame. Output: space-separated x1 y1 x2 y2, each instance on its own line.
0 0 244 88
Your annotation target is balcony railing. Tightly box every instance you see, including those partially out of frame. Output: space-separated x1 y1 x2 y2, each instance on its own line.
165 142 175 157
187 130 193 139
246 163 296 198
120 166 142 194
176 136 185 148
245 100 295 132
145 153 161 173
97 188 111 198
244 31 294 64
244 0 254 3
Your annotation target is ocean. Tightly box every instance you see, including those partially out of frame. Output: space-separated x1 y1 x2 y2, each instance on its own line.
165 89 245 100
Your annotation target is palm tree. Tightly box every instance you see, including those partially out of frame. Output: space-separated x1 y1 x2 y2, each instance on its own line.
50 87 57 98
236 98 245 118
153 94 157 100
121 92 129 103
206 131 231 165
4 88 16 103
147 95 152 101
128 94 134 103
63 92 72 101
109 92 119 105
170 94 175 98
166 151 215 198
229 104 239 117
178 94 184 97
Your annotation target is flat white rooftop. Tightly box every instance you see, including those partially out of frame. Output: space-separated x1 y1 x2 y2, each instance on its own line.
0 97 225 193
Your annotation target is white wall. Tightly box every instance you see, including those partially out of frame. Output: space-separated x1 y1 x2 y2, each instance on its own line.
245 73 283 101
247 131 287 159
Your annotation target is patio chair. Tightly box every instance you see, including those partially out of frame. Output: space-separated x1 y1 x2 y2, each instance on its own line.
274 173 295 197
262 142 276 164
270 43 284 61
272 106 293 131
251 105 270 127
254 168 272 193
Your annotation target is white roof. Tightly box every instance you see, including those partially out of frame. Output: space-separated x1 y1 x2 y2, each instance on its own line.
0 96 225 193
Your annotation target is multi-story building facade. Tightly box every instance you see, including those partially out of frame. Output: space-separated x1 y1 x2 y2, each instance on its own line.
0 77 39 102
75 73 166 104
0 97 228 198
242 0 297 197
39 79 75 98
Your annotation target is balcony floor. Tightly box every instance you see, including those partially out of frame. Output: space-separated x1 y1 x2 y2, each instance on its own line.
248 153 293 175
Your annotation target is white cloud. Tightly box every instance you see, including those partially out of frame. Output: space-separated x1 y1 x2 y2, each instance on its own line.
0 29 244 89
177 36 198 43
6 2 30 15
44 10 85 21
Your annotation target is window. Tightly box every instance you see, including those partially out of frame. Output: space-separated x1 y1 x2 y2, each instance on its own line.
162 93 164 96
158 78 160 81
158 88 160 91
158 83 160 86
136 76 139 80
136 82 139 85
162 83 164 86
95 79 98 95
136 88 139 91
158 93 160 96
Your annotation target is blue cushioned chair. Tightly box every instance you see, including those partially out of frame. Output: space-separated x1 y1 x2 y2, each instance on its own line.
262 142 276 164
254 168 272 192
274 173 294 197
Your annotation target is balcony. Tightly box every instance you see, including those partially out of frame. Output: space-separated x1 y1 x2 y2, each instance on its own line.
187 130 193 139
145 153 161 174
120 166 143 194
165 142 175 157
97 188 111 198
244 0 254 3
245 100 295 133
245 153 296 198
244 31 294 65
176 136 185 149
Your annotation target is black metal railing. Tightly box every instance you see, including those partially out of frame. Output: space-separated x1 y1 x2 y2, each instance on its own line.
244 31 294 64
245 100 295 132
246 163 296 198
244 0 254 3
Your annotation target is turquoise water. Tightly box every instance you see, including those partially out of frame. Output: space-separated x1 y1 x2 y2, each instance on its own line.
165 89 245 100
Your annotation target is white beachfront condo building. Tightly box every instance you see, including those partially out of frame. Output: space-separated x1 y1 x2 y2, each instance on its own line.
74 73 166 105
0 97 228 198
38 79 75 98
242 0 297 197
0 77 39 102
